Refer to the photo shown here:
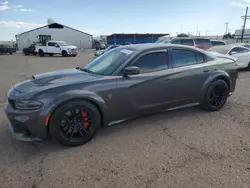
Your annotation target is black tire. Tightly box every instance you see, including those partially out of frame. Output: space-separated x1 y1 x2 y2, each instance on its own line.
200 79 229 111
49 100 101 146
246 62 250 71
24 52 29 56
39 49 44 57
62 50 68 57
9 52 13 55
49 53 54 56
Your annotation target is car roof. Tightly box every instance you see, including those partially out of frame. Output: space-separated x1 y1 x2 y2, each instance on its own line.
211 40 225 42
119 43 201 51
207 44 249 54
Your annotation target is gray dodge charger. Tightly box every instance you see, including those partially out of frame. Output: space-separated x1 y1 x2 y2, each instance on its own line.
4 44 238 146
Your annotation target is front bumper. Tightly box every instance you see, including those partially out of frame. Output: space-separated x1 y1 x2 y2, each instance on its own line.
4 93 48 142
68 50 78 55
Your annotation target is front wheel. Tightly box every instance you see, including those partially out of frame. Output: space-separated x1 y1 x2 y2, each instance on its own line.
200 79 229 111
24 52 29 56
62 50 68 57
246 62 250 71
49 100 101 146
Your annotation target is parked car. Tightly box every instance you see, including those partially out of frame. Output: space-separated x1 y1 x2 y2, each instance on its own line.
35 41 78 57
23 44 37 56
207 44 250 70
0 45 15 55
156 37 212 50
4 44 238 146
94 45 120 56
211 40 226 46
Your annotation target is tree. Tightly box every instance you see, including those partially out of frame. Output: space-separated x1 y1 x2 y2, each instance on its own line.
177 33 189 37
223 32 234 40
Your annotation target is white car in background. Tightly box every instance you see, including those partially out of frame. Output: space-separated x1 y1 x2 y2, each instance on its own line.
208 44 250 70
94 45 120 57
36 41 78 57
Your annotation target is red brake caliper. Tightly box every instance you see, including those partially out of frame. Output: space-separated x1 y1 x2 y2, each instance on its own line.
81 110 89 128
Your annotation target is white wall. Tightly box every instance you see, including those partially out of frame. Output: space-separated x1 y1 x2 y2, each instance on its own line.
16 26 92 50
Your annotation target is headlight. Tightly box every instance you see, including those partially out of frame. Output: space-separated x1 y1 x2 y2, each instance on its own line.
67 48 71 51
14 100 43 110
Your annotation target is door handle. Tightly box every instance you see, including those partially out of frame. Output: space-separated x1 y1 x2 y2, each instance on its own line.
203 70 209 73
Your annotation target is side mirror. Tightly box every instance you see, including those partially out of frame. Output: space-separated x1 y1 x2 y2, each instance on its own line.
123 66 140 76
55 44 60 48
230 51 237 55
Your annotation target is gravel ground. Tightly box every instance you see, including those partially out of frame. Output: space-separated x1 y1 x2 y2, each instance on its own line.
0 51 249 188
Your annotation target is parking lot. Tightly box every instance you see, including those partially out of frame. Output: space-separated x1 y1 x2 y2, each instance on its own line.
0 51 249 188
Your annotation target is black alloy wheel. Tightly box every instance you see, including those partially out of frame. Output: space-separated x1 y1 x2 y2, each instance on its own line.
50 100 100 146
201 79 229 111
24 52 29 56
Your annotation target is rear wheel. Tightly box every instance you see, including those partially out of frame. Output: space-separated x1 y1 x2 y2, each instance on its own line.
24 52 29 56
200 79 229 111
39 49 44 57
49 100 101 146
62 50 68 57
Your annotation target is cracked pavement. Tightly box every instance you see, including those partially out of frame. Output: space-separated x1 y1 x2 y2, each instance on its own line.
0 50 249 188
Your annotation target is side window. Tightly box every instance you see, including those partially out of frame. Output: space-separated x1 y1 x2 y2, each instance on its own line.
181 39 194 46
171 39 180 44
196 52 206 63
48 42 55 47
230 47 249 54
133 52 168 73
171 49 197 68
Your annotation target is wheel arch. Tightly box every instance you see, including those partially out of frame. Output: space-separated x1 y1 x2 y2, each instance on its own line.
199 71 231 103
46 96 106 128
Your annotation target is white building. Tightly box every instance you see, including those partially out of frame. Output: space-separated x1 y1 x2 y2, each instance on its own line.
234 29 250 43
16 22 93 50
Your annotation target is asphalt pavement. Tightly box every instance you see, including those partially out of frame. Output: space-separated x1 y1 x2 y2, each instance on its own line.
0 50 249 188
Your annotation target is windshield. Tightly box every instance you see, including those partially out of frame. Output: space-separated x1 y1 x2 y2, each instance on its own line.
57 41 69 46
83 48 134 75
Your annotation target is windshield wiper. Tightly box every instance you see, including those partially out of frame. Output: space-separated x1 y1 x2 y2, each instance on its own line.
76 67 96 74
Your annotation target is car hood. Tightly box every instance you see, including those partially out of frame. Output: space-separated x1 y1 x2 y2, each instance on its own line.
14 68 101 93
65 45 77 49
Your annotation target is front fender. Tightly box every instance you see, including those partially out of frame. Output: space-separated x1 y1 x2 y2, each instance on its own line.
39 90 108 126
199 70 230 103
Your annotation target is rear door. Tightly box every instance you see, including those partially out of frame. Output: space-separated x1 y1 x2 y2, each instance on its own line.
116 49 176 118
168 48 214 103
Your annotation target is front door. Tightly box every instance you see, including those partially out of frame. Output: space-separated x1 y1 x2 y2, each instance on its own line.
47 42 61 54
116 50 176 119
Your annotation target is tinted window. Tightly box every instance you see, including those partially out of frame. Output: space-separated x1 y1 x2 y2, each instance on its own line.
195 39 211 45
133 52 168 73
211 41 225 46
171 49 197 68
230 47 249 54
196 53 206 63
181 39 194 46
171 39 181 44
29 44 35 48
48 42 56 46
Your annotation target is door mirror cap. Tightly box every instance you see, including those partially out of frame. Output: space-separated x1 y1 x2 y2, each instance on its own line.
230 51 237 55
123 66 140 76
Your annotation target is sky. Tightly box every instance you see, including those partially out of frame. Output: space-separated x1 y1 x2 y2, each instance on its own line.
0 0 250 40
